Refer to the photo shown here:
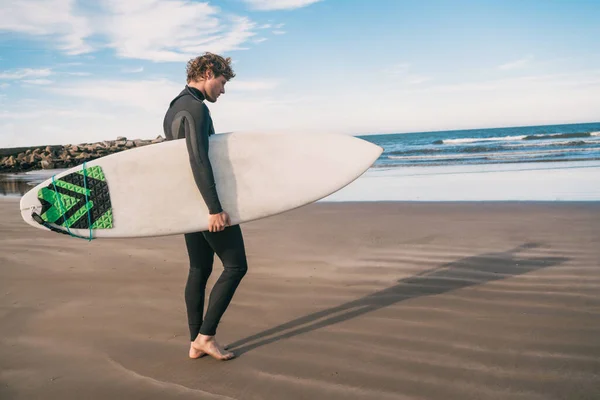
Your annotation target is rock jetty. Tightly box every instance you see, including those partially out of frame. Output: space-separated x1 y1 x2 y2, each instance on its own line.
0 136 165 172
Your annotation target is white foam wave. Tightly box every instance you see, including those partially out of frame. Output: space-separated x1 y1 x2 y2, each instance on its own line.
441 135 526 144
440 131 600 145
508 139 599 148
387 147 596 161
388 154 480 160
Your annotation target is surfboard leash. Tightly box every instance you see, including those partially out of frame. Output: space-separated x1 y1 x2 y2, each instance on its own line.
81 162 93 241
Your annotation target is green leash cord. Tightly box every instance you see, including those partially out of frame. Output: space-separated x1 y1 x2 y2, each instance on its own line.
50 161 93 241
82 162 93 241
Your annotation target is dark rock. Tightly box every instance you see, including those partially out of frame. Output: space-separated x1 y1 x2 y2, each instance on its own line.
41 159 55 169
1 137 161 172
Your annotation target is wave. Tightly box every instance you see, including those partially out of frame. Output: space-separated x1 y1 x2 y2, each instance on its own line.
380 156 600 168
388 140 596 157
433 135 525 145
523 132 592 140
388 148 442 156
433 131 599 145
386 147 599 162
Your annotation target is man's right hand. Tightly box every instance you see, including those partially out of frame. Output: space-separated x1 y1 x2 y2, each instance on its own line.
208 212 230 232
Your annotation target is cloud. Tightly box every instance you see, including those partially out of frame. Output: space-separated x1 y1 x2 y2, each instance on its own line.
21 79 54 85
0 0 260 62
252 37 268 44
58 62 84 67
0 108 112 121
387 63 410 75
0 0 93 55
0 68 53 80
386 63 432 85
4 66 599 148
404 75 432 85
0 103 129 148
47 77 281 111
0 75 286 147
227 79 280 91
242 0 322 11
122 67 144 73
417 72 600 94
48 78 181 113
272 30 286 35
498 55 534 70
97 0 258 62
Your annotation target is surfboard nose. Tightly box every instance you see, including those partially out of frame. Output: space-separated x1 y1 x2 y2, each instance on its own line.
348 136 384 171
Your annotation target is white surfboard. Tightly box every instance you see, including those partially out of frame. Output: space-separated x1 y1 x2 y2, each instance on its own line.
19 132 382 239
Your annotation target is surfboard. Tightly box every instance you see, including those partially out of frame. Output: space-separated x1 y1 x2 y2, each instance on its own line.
19 131 383 239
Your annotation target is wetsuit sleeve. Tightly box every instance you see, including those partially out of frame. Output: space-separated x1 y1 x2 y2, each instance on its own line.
185 104 223 215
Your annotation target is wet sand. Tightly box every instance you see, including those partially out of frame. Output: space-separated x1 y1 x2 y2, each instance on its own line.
1 198 599 399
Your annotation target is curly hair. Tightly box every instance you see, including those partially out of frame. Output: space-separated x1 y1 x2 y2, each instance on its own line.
186 52 236 83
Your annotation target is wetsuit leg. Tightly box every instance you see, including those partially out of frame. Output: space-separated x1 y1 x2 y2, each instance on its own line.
184 231 215 341
199 224 248 336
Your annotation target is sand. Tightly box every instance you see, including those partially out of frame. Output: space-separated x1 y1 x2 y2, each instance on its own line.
1 198 599 399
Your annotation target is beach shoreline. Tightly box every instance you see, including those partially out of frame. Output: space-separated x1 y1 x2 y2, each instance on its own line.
1 199 599 399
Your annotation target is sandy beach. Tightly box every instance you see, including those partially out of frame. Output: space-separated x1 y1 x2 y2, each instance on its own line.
1 198 599 399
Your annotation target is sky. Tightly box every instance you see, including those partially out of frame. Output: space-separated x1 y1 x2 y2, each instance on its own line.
0 0 599 147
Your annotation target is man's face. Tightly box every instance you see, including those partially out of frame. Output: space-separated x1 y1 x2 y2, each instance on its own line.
204 74 227 103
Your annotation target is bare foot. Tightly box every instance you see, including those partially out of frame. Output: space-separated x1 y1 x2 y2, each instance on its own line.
191 335 235 361
189 343 206 359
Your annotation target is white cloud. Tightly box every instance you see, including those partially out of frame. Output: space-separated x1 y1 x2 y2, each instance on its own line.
498 55 534 70
48 78 181 113
0 108 113 121
243 0 322 10
252 37 268 44
46 77 280 111
122 67 144 73
209 69 600 135
272 30 286 35
0 0 93 54
21 79 54 85
58 62 84 67
404 75 432 85
227 79 280 91
0 0 261 62
0 68 52 80
3 69 599 148
99 0 256 62
387 63 410 75
0 76 284 147
67 72 92 76
386 63 432 85
0 83 9 89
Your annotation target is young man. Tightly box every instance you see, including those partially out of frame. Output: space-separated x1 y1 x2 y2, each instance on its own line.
163 52 247 361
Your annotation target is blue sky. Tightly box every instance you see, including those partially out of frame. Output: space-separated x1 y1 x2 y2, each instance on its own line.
0 0 599 147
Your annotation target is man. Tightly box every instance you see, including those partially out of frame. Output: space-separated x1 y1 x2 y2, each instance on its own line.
163 52 247 361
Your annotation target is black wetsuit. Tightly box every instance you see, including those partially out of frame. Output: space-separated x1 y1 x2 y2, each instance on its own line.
163 86 248 339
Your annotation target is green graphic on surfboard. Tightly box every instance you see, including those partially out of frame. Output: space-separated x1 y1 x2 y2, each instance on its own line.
37 165 113 229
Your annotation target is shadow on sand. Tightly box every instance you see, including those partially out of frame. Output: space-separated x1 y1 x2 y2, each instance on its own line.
227 243 568 355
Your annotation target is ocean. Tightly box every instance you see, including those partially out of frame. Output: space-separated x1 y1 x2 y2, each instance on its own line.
361 122 600 169
2 122 600 200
